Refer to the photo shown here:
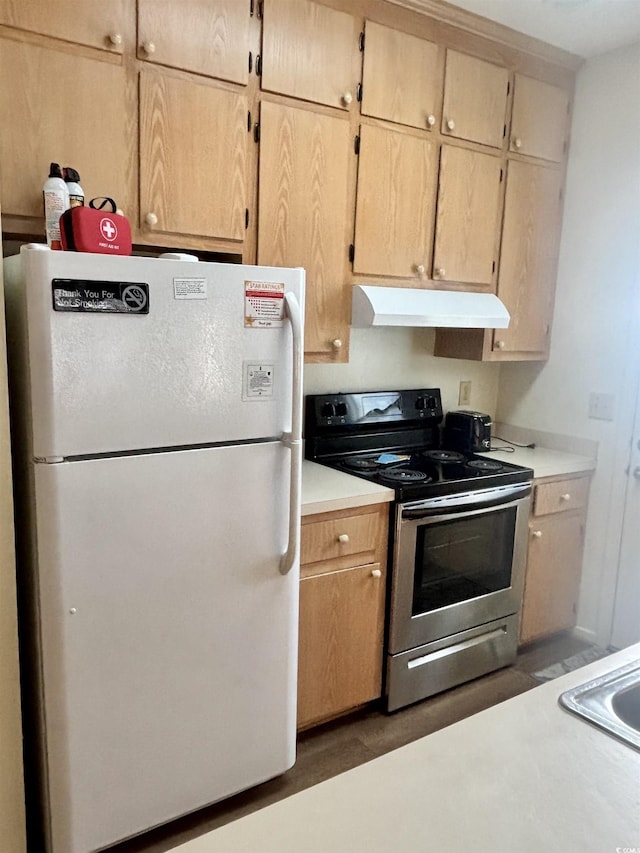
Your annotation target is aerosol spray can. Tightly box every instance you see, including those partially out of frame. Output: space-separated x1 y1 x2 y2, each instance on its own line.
63 167 84 208
43 162 69 249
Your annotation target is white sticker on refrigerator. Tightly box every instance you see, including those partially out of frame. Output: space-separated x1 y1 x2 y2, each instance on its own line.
244 281 285 327
243 362 276 401
174 278 207 299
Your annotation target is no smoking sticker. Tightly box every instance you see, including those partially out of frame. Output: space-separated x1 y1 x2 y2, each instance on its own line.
244 280 285 328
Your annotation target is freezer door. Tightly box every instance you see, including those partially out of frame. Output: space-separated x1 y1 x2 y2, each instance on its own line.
32 442 297 853
8 247 304 457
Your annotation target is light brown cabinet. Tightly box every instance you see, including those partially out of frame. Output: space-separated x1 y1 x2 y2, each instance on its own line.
139 70 249 246
360 21 441 131
510 74 570 162
519 475 590 645
432 146 503 287
441 50 509 149
257 100 352 362
0 0 131 52
261 0 359 110
0 36 135 226
353 124 436 279
137 0 251 84
297 503 389 730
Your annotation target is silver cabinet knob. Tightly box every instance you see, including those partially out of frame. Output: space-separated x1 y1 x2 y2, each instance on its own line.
141 41 156 55
337 533 349 544
446 118 455 131
108 32 123 47
633 466 640 480
331 339 343 350
532 530 543 539
433 268 446 279
560 493 571 502
416 264 426 275
370 568 382 578
426 114 436 128
513 136 523 150
145 212 158 227
342 92 353 106
495 340 506 350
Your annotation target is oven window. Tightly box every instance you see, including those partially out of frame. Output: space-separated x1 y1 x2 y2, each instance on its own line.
412 507 516 614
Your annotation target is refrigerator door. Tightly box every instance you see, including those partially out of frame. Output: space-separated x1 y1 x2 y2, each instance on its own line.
33 442 297 853
7 247 304 458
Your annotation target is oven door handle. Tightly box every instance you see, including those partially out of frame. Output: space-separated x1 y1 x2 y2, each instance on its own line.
401 482 531 519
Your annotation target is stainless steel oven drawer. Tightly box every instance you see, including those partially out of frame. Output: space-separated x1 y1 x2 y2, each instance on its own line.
386 613 519 712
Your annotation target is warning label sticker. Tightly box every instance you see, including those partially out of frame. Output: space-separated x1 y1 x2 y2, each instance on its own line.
244 281 285 328
174 278 207 300
243 362 276 401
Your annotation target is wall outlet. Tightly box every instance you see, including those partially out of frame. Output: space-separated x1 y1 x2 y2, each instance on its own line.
588 392 615 421
458 380 472 407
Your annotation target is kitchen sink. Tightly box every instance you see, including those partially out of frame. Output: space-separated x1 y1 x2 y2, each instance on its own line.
559 659 640 750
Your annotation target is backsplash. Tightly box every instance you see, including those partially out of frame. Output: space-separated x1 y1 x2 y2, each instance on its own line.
303 326 501 419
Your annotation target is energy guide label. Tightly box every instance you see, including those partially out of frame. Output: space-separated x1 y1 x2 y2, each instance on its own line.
244 281 285 328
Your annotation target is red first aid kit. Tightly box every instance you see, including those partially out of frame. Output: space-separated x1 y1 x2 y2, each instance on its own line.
60 197 132 255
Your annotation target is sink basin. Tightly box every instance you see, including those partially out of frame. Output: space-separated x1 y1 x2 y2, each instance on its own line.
559 659 640 750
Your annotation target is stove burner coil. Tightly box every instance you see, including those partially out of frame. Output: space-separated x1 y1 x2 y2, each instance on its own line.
342 457 381 471
466 458 503 472
379 468 430 483
422 450 466 464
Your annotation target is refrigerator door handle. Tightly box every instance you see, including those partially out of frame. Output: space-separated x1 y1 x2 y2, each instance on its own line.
280 291 303 575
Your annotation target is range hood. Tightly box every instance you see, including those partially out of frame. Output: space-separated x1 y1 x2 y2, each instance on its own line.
351 285 510 329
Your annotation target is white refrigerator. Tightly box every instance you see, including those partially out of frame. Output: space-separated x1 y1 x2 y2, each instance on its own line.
3 245 304 853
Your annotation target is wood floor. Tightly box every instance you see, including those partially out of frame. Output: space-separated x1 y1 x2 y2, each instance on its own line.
107 632 595 853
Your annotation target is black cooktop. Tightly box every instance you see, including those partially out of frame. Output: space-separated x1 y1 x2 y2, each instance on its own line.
305 389 533 502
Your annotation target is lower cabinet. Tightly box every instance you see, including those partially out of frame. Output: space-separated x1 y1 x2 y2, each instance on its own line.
519 475 591 645
297 503 389 730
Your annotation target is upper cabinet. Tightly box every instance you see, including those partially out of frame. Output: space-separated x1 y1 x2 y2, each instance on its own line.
432 146 502 287
261 0 359 110
510 75 570 162
137 0 250 84
360 21 441 131
0 37 135 223
257 101 352 362
353 124 436 279
139 71 248 245
0 0 130 52
491 160 564 356
441 50 509 149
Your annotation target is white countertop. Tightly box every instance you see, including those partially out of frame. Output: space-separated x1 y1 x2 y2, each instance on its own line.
172 644 640 853
480 444 596 480
301 459 394 516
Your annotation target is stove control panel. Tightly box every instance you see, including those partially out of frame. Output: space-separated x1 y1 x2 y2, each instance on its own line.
306 389 443 430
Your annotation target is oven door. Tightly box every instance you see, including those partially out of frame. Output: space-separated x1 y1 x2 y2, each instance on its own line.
388 483 531 654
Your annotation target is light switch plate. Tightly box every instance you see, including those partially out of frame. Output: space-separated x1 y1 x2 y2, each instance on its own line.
459 380 472 407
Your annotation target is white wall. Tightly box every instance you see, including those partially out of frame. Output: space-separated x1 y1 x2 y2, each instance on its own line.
496 42 640 646
304 327 501 416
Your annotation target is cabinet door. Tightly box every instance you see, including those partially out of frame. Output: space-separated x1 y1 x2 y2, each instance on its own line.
353 125 436 279
139 71 248 244
432 146 502 287
298 563 385 729
137 0 250 84
261 0 358 110
0 0 129 52
257 101 351 361
520 514 584 644
493 160 563 356
0 38 134 221
441 50 509 149
511 75 570 162
361 21 441 131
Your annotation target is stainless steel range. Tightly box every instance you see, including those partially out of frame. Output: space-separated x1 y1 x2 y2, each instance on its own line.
304 388 533 712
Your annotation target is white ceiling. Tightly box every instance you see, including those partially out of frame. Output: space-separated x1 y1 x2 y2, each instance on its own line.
447 0 640 58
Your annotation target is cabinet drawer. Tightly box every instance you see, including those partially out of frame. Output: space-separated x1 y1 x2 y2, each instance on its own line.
301 506 386 570
533 477 590 516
